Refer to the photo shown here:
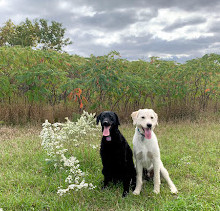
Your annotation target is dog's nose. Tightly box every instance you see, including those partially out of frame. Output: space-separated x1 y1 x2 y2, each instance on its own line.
103 121 110 126
147 124 152 128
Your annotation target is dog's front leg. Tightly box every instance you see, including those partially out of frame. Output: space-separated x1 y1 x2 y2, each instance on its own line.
153 157 161 194
133 161 143 195
160 163 178 194
102 175 111 189
102 167 111 189
122 174 130 197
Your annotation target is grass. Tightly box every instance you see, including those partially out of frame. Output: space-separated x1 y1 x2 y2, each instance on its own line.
0 121 219 210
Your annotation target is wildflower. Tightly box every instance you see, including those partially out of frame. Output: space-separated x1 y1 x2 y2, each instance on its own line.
40 111 98 195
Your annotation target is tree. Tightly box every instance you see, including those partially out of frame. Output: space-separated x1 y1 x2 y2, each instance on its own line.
11 18 39 47
0 19 16 46
38 19 72 51
0 18 72 51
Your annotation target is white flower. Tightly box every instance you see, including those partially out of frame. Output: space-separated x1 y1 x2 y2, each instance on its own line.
40 111 99 196
89 144 99 149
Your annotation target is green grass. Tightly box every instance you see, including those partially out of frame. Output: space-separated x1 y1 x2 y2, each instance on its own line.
0 121 219 210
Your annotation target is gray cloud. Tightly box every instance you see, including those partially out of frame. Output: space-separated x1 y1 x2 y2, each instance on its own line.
79 10 138 31
68 32 218 62
163 17 207 32
209 21 220 34
63 0 220 12
114 36 216 59
0 0 220 62
77 8 158 31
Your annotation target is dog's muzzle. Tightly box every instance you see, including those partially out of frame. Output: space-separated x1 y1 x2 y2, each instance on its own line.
147 123 152 129
103 121 110 127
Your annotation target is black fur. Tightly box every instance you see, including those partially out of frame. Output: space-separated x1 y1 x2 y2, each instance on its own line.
97 111 136 197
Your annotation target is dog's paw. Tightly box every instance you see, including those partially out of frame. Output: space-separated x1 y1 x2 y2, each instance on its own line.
133 190 140 195
122 191 128 197
131 183 136 192
101 185 108 190
153 189 160 194
170 186 178 194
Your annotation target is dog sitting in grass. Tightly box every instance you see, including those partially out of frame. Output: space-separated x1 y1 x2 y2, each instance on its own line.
96 111 136 197
131 109 178 195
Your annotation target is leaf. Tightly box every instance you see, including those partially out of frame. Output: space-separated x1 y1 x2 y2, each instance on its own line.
80 102 83 109
68 91 74 100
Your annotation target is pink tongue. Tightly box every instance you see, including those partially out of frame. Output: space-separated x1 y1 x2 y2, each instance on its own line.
103 126 110 136
144 128 152 139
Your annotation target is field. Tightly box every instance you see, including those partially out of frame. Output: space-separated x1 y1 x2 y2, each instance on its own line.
0 34 219 211
0 119 219 210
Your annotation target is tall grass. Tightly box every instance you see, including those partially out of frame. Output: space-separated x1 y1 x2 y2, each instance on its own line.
0 120 219 210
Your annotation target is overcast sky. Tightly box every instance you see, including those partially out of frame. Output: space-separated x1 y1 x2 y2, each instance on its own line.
1 0 220 62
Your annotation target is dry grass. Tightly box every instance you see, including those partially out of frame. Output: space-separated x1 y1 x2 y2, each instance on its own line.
1 97 219 125
0 125 40 142
0 101 80 125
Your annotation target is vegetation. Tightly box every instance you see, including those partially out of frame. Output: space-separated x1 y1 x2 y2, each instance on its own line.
0 19 72 51
0 46 219 124
0 119 219 210
40 111 98 195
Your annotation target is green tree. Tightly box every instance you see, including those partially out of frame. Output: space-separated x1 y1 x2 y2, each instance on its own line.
11 18 39 47
0 19 16 46
0 18 72 51
38 19 72 51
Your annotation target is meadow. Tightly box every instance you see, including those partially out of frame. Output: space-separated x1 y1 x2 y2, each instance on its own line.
0 117 219 210
0 46 219 210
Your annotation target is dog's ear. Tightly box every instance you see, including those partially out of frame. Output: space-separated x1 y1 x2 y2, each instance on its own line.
96 113 102 125
114 112 120 125
131 110 139 125
154 111 158 126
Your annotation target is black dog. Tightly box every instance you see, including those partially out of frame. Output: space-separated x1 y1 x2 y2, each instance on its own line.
96 111 136 197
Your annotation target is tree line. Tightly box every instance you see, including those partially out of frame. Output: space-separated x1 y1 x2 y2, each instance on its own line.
0 46 219 124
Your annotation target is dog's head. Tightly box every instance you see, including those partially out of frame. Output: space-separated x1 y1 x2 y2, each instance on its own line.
131 109 158 139
96 111 120 137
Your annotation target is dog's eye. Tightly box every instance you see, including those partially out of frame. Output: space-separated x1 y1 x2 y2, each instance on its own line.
141 116 145 119
151 116 154 119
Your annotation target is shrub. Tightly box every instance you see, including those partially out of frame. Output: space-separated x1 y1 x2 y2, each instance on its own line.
40 111 99 195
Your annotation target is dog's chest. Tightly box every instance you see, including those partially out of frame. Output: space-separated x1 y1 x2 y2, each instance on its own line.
134 135 159 167
101 139 124 159
135 144 153 166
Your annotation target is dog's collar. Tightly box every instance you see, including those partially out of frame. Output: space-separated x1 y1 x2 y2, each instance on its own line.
137 128 145 137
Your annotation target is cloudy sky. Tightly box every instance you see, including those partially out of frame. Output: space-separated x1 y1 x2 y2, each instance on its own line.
0 0 220 62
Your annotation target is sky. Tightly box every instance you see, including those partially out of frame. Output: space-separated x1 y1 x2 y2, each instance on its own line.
0 0 220 63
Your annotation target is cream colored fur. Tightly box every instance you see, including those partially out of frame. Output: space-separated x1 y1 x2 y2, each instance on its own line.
131 109 178 195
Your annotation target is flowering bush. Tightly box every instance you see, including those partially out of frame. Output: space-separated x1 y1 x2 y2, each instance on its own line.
40 111 100 195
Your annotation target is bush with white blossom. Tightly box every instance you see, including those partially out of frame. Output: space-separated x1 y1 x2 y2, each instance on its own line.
40 111 100 196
